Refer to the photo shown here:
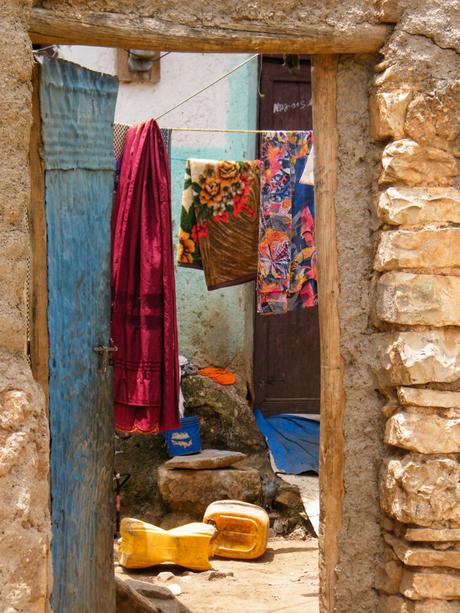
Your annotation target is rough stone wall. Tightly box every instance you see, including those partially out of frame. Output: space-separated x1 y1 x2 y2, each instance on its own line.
0 2 51 612
334 53 384 613
371 2 460 610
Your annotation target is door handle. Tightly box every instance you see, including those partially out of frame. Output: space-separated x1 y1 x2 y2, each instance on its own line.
93 339 118 373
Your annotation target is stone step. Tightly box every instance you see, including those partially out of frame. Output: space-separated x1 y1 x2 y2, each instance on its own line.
164 449 246 470
158 464 262 515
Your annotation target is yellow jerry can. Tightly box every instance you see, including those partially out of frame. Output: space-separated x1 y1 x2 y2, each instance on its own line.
118 518 216 571
204 500 269 560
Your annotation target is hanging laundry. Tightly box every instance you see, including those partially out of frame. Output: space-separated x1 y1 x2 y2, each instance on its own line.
300 143 315 186
111 119 180 434
178 159 260 290
257 131 317 315
114 123 172 164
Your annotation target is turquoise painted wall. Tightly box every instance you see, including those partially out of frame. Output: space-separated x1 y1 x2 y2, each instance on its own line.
170 59 258 383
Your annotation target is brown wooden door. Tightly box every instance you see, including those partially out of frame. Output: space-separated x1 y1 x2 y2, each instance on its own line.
254 56 320 417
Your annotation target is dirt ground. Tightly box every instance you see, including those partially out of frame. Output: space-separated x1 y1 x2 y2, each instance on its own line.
117 536 319 613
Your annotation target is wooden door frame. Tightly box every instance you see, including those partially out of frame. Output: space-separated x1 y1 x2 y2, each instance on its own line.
28 12 386 611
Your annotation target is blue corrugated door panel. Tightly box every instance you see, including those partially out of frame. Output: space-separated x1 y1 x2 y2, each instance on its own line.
39 56 118 613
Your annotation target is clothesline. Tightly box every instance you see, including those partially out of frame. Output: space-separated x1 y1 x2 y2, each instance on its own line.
165 127 308 134
118 123 308 134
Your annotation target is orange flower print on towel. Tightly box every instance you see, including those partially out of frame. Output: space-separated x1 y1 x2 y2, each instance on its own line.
178 159 260 290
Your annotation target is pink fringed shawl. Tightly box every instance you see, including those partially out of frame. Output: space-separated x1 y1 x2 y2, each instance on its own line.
111 119 179 433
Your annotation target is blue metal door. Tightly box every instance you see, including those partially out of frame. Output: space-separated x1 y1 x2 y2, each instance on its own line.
39 57 118 613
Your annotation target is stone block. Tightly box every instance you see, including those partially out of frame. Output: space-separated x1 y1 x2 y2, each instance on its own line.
158 464 262 515
378 594 460 612
377 187 460 227
376 272 460 327
405 87 460 151
398 388 460 410
375 330 460 386
401 569 460 601
379 140 456 187
385 533 460 570
377 594 409 613
163 449 246 470
375 227 460 272
375 558 404 594
380 455 460 526
405 527 460 543
407 601 460 613
370 89 412 141
385 411 460 454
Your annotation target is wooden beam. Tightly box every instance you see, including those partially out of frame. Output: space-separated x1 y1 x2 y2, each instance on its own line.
311 55 344 613
29 62 49 399
29 7 390 54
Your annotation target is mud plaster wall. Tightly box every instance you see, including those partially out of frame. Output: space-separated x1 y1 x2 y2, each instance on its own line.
0 2 51 612
334 53 384 613
32 0 378 31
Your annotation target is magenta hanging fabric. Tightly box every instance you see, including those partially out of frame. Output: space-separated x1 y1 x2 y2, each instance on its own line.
111 119 180 434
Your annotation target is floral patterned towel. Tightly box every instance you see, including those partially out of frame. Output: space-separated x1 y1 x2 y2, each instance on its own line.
178 159 260 290
257 131 316 314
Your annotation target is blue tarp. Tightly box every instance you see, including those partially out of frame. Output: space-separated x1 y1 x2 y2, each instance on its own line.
254 410 320 474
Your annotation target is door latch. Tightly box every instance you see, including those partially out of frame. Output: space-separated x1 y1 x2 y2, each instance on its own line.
93 339 118 373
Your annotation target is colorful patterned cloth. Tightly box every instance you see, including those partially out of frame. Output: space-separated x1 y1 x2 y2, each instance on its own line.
178 159 260 290
257 131 316 314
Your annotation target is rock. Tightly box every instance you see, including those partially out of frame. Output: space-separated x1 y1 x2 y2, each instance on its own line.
273 517 291 536
398 388 460 410
379 139 456 187
382 402 400 418
375 558 404 594
374 330 460 386
181 375 265 452
385 411 460 454
382 516 395 532
405 87 460 151
401 568 460 601
115 575 161 613
163 449 246 470
380 455 460 527
125 579 174 600
385 533 460 570
407 601 460 613
405 528 460 543
377 272 460 327
156 572 176 583
158 465 261 515
168 584 182 596
375 227 460 272
370 89 412 141
207 570 234 580
0 389 33 431
376 594 409 613
377 595 460 612
376 187 460 227
275 483 303 510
